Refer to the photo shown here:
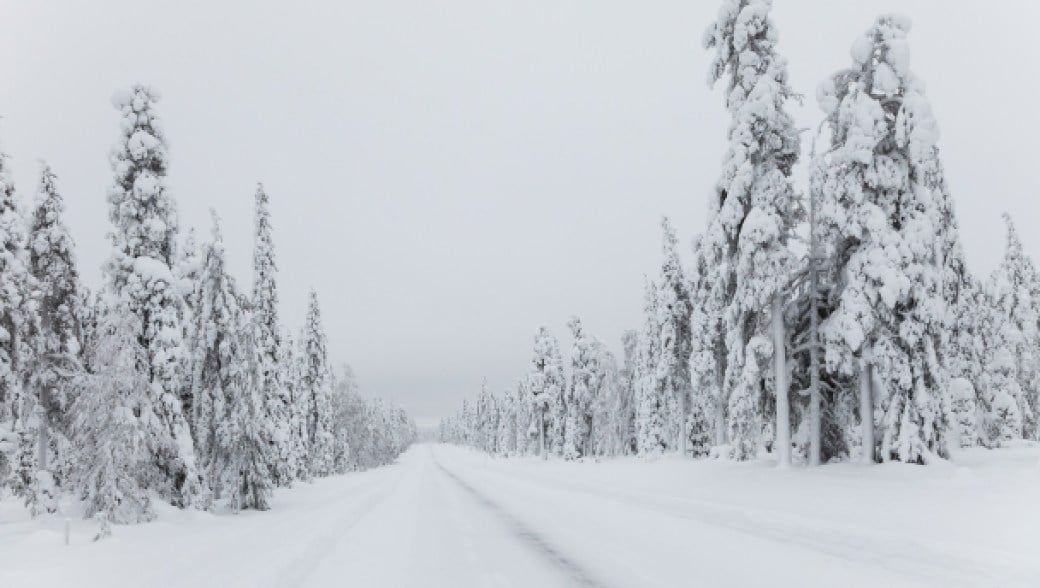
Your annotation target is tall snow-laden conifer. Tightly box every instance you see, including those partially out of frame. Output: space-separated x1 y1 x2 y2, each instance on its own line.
191 212 272 510
990 215 1039 440
815 16 950 463
704 0 800 462
931 159 976 403
478 382 499 454
176 227 202 425
616 329 640 455
300 290 334 476
527 326 565 458
514 379 532 455
217 330 273 512
586 341 622 457
75 287 101 374
945 276 988 447
71 306 157 526
176 228 203 313
25 163 82 513
330 364 358 473
252 184 292 484
635 279 666 454
977 278 1024 446
564 317 595 460
281 327 309 479
654 218 698 454
104 84 201 503
0 145 34 499
689 234 727 447
497 387 518 456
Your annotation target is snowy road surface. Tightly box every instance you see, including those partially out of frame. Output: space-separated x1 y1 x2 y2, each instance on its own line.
3 443 1039 587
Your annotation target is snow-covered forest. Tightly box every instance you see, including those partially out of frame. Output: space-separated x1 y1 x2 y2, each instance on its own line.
0 85 417 530
441 5 1037 467
3 0 1040 586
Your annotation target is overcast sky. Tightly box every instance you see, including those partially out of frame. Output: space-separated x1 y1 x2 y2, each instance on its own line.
2 1 1038 427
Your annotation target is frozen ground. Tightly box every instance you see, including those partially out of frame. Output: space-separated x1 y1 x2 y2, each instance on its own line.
2 443 1038 587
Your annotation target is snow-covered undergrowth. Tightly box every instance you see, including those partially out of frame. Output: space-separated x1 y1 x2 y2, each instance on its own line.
3 443 1037 587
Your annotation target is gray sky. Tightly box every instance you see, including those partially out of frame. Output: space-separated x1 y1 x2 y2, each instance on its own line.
2 1 1039 427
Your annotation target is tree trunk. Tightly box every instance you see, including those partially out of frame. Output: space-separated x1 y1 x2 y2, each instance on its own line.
808 365 821 466
807 167 823 466
680 392 688 457
772 296 790 467
539 409 546 460
860 354 875 464
37 406 48 473
714 334 727 446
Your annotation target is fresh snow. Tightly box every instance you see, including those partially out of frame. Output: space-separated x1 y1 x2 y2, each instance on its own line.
3 443 1038 587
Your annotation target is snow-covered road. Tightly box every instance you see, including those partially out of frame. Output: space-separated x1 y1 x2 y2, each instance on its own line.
3 443 1039 587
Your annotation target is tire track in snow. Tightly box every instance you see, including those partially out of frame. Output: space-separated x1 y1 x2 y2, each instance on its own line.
432 451 609 588
270 469 406 588
449 456 1037 587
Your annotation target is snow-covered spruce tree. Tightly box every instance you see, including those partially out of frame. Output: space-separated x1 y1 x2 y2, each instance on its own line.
218 319 274 512
330 364 358 473
946 277 988 447
615 329 640 455
187 224 221 498
176 228 203 313
976 279 1023 447
564 316 595 460
0 146 36 501
367 399 390 461
587 343 622 457
299 290 335 476
70 306 157 525
24 162 82 514
547 358 567 456
0 148 23 424
459 397 474 447
191 212 273 510
358 398 398 467
635 279 666 454
514 379 532 455
527 326 566 458
654 218 702 455
252 184 292 485
476 380 496 454
795 128 866 463
104 85 203 502
488 395 501 455
76 287 102 373
704 0 800 463
175 227 202 427
815 16 951 464
383 401 415 462
486 387 500 454
689 234 729 449
928 155 977 434
989 215 1039 440
281 327 309 479
688 236 723 454
496 388 517 456
350 394 382 469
